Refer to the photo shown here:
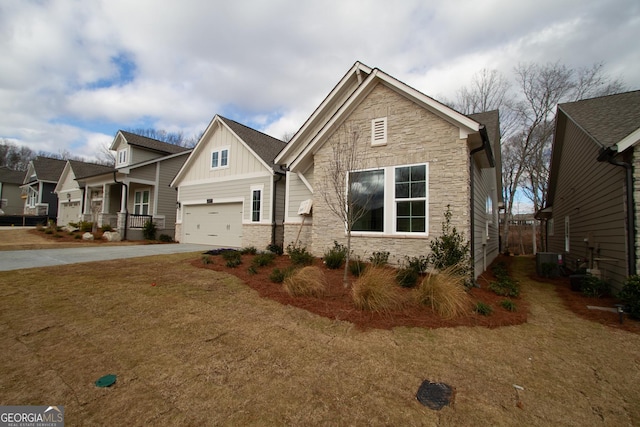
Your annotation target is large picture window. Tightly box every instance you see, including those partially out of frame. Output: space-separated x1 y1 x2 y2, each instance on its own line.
348 163 428 235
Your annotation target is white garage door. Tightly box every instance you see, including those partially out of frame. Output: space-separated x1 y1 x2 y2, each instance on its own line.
58 201 81 226
183 203 243 247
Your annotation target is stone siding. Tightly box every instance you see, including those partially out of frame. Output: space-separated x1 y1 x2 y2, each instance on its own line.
311 83 470 263
242 223 274 249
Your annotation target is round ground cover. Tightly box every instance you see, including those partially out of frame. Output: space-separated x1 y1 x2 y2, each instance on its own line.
192 254 529 330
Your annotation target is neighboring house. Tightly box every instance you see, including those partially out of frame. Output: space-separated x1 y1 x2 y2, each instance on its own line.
21 157 66 218
54 160 115 226
539 90 640 291
79 131 191 240
0 166 26 215
171 115 287 248
275 62 502 279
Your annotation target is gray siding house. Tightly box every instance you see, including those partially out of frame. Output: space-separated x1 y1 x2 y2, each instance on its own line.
540 90 640 291
0 167 26 215
21 157 66 218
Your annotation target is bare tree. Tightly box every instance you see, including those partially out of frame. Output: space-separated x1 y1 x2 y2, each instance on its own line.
125 128 200 148
0 139 35 171
318 123 377 287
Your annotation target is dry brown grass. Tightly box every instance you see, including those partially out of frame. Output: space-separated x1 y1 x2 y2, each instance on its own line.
0 254 639 425
416 265 472 318
351 266 404 312
282 266 326 297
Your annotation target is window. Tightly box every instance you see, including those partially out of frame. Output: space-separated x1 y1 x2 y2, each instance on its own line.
371 117 387 146
134 190 150 215
28 189 38 207
350 169 385 232
348 163 428 235
117 148 128 166
564 216 570 252
486 195 494 223
251 189 262 222
211 148 230 169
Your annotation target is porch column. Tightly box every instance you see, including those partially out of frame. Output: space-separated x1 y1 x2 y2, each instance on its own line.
102 183 110 214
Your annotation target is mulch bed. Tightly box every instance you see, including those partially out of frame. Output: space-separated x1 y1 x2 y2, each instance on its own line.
533 272 640 334
191 253 528 330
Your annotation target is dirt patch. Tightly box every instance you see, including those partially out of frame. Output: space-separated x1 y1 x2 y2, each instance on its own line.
533 272 640 334
192 253 528 330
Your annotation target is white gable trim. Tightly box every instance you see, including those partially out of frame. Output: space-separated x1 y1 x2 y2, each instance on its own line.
616 127 640 153
219 118 275 173
53 161 72 194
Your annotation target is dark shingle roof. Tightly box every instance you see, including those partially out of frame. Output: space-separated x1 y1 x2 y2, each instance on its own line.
119 131 191 155
559 90 640 148
219 116 287 169
468 110 500 147
68 160 115 180
0 166 26 184
30 157 67 182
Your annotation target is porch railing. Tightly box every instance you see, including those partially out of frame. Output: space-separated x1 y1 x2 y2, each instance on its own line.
128 214 153 229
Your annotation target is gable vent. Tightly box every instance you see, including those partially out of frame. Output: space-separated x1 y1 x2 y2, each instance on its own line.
371 117 387 145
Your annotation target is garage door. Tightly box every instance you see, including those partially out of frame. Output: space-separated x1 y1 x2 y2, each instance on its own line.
58 201 81 226
183 203 243 247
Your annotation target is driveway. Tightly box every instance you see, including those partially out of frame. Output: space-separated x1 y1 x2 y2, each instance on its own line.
0 243 216 271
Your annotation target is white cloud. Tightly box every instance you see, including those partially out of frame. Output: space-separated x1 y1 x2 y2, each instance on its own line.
0 0 638 157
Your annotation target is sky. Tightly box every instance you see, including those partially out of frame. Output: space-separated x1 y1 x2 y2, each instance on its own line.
1 0 639 162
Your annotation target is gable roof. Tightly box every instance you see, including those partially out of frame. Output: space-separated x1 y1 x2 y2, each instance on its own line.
0 166 26 184
219 116 287 167
277 62 483 171
25 157 66 183
558 90 640 151
68 159 115 180
170 115 286 187
116 131 191 155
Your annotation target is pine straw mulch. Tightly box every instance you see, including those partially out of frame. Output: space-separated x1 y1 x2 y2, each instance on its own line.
192 254 528 330
533 271 640 334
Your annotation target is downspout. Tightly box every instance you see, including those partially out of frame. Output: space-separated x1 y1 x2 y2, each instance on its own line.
598 147 636 276
271 172 285 247
113 171 128 241
469 125 492 285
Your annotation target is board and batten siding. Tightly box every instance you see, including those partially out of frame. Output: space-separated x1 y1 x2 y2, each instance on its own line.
548 118 628 289
178 123 266 184
179 174 274 223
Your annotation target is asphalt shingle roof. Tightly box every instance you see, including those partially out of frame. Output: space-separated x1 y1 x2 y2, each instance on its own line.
68 160 115 180
558 90 640 148
0 166 26 184
30 157 67 182
468 110 500 147
219 116 287 169
119 131 191 155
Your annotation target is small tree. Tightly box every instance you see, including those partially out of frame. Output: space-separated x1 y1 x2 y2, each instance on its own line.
318 123 376 287
429 205 470 276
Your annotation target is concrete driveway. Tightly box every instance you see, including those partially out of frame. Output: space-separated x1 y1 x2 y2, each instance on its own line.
0 244 216 271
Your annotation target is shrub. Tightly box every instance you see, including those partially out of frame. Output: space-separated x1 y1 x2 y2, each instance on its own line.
269 267 295 284
416 265 471 318
159 234 173 243
405 255 429 275
247 266 258 275
283 266 326 297
489 277 520 297
349 256 366 277
241 246 258 255
491 261 509 279
142 220 157 240
101 224 113 232
201 255 213 265
352 267 403 312
44 229 53 235
620 275 640 319
74 234 82 240
396 267 419 288
369 251 390 267
79 221 93 233
286 243 314 266
474 302 493 316
323 241 348 269
252 252 276 267
225 258 242 268
221 250 241 262
267 244 283 255
500 299 517 312
53 233 63 238
581 274 610 298
429 205 470 273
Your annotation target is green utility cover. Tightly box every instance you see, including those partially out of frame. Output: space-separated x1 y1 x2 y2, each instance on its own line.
95 374 117 387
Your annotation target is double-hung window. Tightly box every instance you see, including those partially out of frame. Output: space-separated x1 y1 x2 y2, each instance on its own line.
134 190 150 215
251 188 262 222
211 148 230 169
117 148 128 166
348 163 428 235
